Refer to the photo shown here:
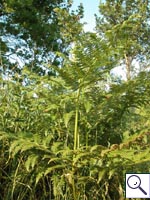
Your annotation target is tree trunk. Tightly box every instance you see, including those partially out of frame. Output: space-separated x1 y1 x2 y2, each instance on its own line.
124 54 133 81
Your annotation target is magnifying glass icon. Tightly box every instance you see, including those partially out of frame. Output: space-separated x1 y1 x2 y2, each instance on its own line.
127 175 147 195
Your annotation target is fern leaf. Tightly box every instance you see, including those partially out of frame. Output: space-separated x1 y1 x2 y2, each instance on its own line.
44 164 66 176
25 154 39 171
35 171 44 185
63 111 74 128
9 140 24 156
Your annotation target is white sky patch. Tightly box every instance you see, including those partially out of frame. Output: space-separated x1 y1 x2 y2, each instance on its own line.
111 59 141 80
111 65 127 80
33 93 38 98
71 0 99 32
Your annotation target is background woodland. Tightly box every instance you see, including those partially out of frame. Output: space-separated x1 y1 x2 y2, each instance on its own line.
0 0 150 199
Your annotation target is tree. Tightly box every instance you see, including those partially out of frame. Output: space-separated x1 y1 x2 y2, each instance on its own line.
0 0 83 76
95 0 150 80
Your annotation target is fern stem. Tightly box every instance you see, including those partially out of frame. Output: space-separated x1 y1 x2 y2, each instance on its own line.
74 86 80 150
74 108 78 150
11 159 21 200
86 131 89 147
72 178 77 200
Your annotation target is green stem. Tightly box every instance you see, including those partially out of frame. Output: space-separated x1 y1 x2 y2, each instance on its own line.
86 130 89 148
72 178 77 200
74 88 80 150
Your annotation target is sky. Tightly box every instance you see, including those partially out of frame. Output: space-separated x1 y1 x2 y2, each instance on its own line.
72 0 100 32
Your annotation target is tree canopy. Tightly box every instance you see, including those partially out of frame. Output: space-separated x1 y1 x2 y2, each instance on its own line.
96 0 150 80
0 0 83 75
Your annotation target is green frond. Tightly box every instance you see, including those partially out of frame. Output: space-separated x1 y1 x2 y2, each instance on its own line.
73 152 92 164
25 154 39 171
9 139 25 157
35 171 44 185
44 164 67 176
63 111 74 128
97 169 107 184
51 142 64 154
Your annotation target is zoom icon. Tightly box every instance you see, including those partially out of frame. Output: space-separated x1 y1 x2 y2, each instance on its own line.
126 174 149 198
127 175 147 195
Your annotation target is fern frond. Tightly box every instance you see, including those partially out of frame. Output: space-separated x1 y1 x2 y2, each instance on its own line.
25 154 39 171
44 164 67 176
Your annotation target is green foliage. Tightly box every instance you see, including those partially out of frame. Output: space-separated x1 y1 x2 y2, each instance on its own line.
0 0 83 76
96 0 150 80
1 50 150 200
0 1 150 200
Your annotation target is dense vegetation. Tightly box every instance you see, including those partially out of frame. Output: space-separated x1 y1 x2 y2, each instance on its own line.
0 0 150 199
